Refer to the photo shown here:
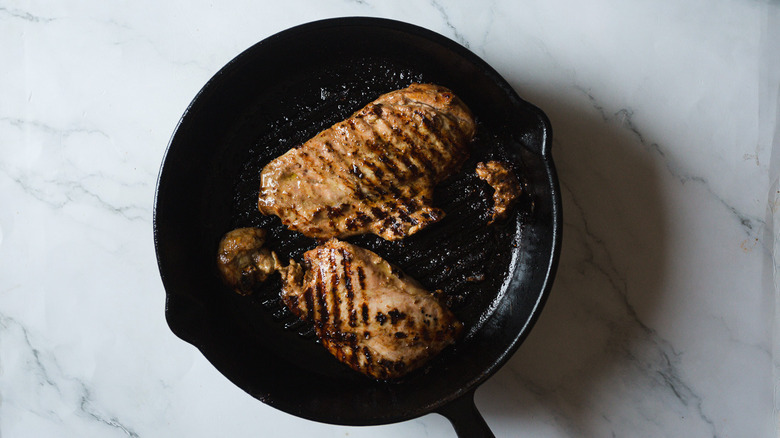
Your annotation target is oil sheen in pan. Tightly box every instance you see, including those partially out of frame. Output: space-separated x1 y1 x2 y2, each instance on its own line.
222 56 531 353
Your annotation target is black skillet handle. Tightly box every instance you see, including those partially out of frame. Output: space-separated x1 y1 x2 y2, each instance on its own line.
437 389 496 438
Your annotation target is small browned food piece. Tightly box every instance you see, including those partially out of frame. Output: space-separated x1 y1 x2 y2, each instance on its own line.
476 161 522 224
258 83 476 241
280 239 462 379
216 227 280 295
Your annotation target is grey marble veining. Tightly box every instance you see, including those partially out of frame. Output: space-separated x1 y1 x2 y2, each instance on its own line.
1 0 778 437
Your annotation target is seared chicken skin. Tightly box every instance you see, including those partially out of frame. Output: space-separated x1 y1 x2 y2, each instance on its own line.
258 83 476 241
216 228 462 379
281 239 462 379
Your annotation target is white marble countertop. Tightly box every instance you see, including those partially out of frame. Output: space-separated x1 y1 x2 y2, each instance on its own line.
2 1 779 437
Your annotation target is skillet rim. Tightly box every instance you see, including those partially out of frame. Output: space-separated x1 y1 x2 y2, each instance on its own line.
154 16 562 425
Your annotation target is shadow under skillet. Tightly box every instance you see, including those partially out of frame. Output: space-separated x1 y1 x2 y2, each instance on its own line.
473 81 669 434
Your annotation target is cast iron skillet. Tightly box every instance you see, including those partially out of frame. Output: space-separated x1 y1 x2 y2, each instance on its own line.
154 17 561 437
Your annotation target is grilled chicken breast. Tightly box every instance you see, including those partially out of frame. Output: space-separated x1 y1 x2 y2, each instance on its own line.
216 227 463 379
280 239 462 379
258 83 476 241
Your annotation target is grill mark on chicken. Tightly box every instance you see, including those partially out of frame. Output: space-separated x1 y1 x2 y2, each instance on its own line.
353 121 406 191
375 150 404 183
257 83 476 241
349 345 360 367
362 346 373 365
370 113 457 222
340 120 392 190
320 140 360 193
358 115 412 179
361 303 370 324
396 151 418 177
357 265 367 290
390 126 437 176
378 126 435 178
380 110 444 178
308 150 356 223
315 270 328 330
340 249 358 328
418 113 462 167
361 113 444 235
328 250 341 335
360 159 389 193
388 309 406 325
390 108 451 166
395 107 451 165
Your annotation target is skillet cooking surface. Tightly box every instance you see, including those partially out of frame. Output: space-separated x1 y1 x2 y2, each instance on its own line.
155 17 560 426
